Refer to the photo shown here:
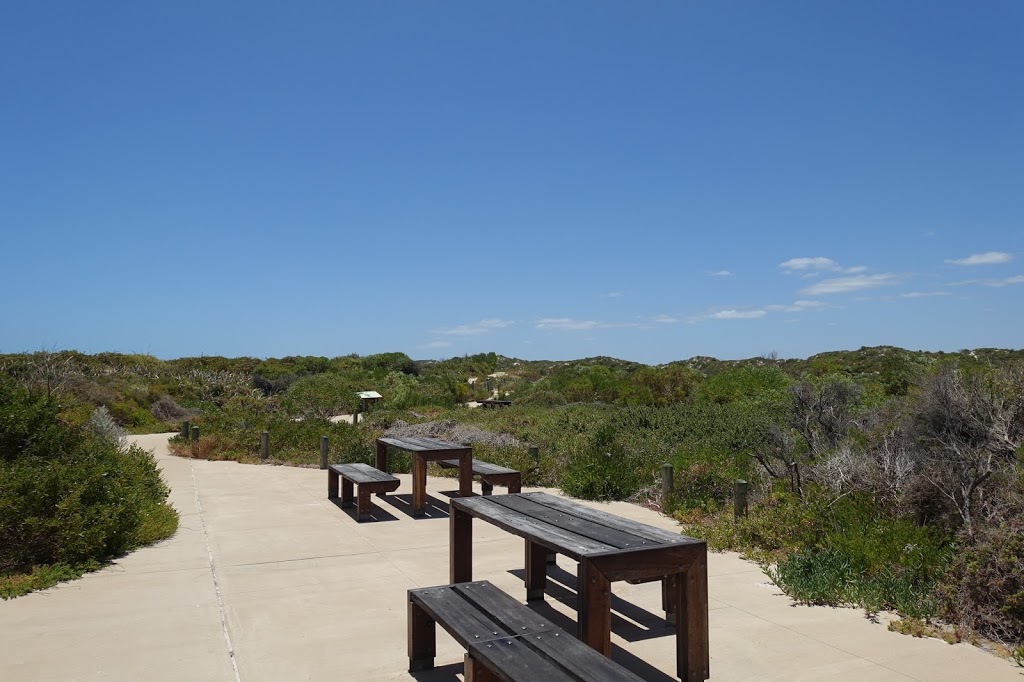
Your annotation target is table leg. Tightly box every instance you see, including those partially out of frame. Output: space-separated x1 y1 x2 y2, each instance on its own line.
678 555 710 681
375 440 388 497
412 454 426 516
450 504 473 583
663 573 679 623
525 540 547 601
458 450 473 498
577 559 611 656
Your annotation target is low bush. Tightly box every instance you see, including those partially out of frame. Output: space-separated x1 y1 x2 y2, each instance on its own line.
0 378 178 597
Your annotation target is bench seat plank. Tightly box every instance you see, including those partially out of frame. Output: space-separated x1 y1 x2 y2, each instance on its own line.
409 581 643 681
470 632 645 682
439 458 518 476
329 463 396 485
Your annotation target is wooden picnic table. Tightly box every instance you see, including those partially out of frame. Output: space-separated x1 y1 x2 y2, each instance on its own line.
449 492 709 681
376 436 473 517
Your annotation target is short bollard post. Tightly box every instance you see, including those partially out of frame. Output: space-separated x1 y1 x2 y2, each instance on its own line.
353 411 359 425
260 431 269 460
320 436 329 470
528 446 539 466
190 426 199 456
661 463 674 501
180 420 190 439
734 479 749 518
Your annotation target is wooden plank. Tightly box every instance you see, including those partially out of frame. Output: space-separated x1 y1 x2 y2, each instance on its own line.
467 637 575 682
522 493 698 546
379 436 469 452
409 587 516 646
589 542 705 583
679 554 710 681
452 497 614 559
525 631 647 682
451 582 556 636
487 495 648 551
330 463 398 485
439 459 519 476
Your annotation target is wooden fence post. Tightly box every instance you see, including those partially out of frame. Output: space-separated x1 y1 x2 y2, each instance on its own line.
320 436 329 470
260 431 269 460
661 463 674 502
181 420 190 439
734 479 749 518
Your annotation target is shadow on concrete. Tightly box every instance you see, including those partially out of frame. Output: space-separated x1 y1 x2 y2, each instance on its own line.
509 564 676 644
408 661 463 681
327 496 401 522
379 492 451 519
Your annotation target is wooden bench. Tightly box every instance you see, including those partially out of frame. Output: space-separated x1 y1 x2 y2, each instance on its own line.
437 459 521 495
408 581 644 681
327 463 400 521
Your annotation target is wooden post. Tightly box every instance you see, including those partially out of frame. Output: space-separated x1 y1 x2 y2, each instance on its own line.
662 463 674 501
180 420 190 439
353 411 359 425
190 425 199 456
734 479 749 518
528 446 539 466
320 436 329 469
260 431 269 460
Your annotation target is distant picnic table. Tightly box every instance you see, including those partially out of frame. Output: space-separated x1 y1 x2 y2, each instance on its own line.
376 436 473 517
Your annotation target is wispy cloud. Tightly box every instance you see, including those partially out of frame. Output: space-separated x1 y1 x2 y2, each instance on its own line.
535 317 641 331
653 314 678 324
713 309 766 320
708 270 732 277
983 275 1024 287
780 257 866 276
600 291 624 299
435 318 514 335
535 318 601 331
766 300 827 313
900 291 950 299
800 273 900 296
945 251 1013 266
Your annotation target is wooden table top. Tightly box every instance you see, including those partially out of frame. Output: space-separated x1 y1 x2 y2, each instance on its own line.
377 436 471 452
451 492 702 561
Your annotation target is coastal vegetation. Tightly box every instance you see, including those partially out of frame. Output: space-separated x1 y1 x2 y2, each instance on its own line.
1 346 1021 661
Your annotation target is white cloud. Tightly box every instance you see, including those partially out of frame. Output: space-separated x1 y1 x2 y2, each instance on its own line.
780 257 866 275
711 309 767 320
945 251 1013 266
600 291 624 298
800 274 900 296
983 275 1024 287
708 270 733 277
900 291 950 299
780 257 840 272
435 318 514 335
653 314 678 324
535 318 600 331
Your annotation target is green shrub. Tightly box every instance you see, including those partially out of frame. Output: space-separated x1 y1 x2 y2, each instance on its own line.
0 378 178 596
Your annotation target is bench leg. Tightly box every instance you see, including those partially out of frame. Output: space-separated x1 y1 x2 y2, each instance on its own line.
408 598 436 672
464 652 499 682
508 475 521 494
357 487 372 522
526 540 547 601
450 504 473 583
327 469 339 499
481 480 493 496
340 478 354 509
412 455 427 517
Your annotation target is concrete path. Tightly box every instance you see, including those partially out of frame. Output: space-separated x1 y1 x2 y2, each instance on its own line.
1 433 1019 681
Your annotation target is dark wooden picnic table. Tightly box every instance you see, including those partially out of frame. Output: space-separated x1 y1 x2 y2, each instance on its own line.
449 492 709 681
375 436 473 517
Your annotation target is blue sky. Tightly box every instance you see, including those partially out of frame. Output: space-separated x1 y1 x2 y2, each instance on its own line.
2 2 1021 364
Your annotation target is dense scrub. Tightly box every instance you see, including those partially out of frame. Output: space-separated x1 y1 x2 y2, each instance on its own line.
2 346 1023 657
0 377 178 598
